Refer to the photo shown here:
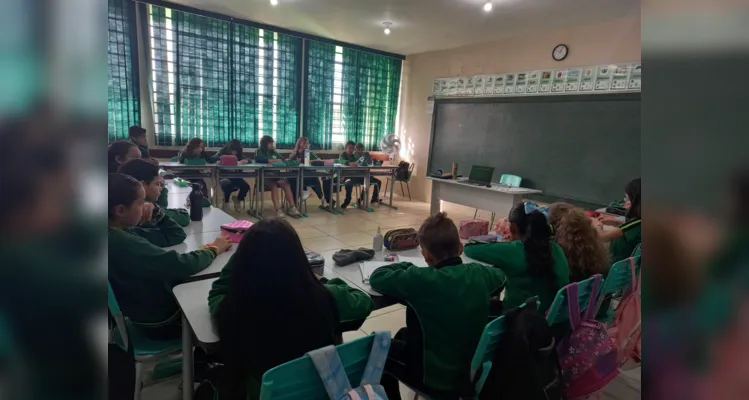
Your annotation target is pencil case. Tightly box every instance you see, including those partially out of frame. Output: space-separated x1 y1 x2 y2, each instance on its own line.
220 220 253 243
459 219 489 239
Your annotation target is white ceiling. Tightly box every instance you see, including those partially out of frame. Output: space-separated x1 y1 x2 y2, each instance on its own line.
168 0 639 55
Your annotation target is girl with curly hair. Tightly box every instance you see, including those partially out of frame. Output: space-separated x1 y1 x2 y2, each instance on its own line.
548 202 610 282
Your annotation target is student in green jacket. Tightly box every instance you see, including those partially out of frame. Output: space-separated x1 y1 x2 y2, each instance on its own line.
209 219 373 399
370 212 506 399
464 202 570 312
288 136 336 207
212 139 251 212
117 158 187 246
108 140 142 173
255 135 301 217
338 141 381 208
129 125 151 160
108 173 232 340
177 137 211 202
595 178 642 263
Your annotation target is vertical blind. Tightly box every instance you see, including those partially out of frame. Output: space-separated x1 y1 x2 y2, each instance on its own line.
107 0 140 142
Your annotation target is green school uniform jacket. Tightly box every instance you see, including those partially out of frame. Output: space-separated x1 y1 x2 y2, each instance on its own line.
463 241 570 312
108 227 216 325
338 152 358 165
155 185 190 227
609 219 642 263
207 253 374 323
127 205 187 247
254 148 283 162
132 139 150 159
287 150 320 162
369 257 506 391
177 150 212 164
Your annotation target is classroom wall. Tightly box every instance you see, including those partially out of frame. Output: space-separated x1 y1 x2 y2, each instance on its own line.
395 14 641 202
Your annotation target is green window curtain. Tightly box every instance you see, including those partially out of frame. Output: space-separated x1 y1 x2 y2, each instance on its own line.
231 24 260 148
270 32 300 148
304 41 336 150
107 0 140 142
148 6 176 145
350 51 401 151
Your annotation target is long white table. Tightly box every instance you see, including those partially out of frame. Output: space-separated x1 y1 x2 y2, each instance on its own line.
427 177 541 220
163 232 237 280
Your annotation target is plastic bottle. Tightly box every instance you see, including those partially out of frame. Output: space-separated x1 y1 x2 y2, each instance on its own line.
189 183 204 221
372 226 383 252
304 148 311 166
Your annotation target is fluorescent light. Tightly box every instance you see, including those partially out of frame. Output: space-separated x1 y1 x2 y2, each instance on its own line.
384 27 391 35
270 0 278 5
383 22 392 35
483 2 493 12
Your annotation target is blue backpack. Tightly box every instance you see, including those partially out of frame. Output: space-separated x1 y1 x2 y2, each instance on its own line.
308 331 391 400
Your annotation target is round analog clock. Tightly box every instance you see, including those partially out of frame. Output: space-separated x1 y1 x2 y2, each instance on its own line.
552 44 569 61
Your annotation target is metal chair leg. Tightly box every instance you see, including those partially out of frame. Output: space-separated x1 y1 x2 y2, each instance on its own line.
400 181 405 197
384 178 390 198
406 182 412 201
474 209 479 219
134 361 144 400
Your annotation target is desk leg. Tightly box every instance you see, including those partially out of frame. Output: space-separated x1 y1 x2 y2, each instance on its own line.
335 168 342 214
300 168 307 217
430 181 441 215
181 313 193 400
212 168 220 207
379 169 399 210
259 170 265 220
362 170 373 212
327 171 336 214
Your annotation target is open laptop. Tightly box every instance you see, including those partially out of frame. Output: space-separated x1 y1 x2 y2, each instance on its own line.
466 165 495 186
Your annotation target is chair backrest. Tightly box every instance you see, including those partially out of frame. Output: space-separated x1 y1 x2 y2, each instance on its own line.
107 282 129 350
499 174 522 187
469 314 507 395
259 334 375 400
599 256 641 298
546 275 603 325
631 243 642 257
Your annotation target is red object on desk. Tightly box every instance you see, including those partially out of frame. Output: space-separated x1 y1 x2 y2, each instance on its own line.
585 211 601 218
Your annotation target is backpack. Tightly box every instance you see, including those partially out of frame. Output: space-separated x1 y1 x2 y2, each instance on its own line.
395 161 410 180
308 331 392 400
383 228 419 251
557 276 619 399
480 299 563 400
607 257 641 366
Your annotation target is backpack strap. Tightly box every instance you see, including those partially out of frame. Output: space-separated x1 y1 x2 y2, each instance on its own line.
629 257 639 292
583 274 602 321
565 283 581 329
359 331 392 385
308 345 353 400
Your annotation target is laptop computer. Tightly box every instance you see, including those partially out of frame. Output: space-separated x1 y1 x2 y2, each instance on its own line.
467 165 495 186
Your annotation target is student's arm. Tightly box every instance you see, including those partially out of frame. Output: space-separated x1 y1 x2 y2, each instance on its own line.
477 265 507 295
113 234 217 282
269 150 284 163
127 210 187 247
208 253 236 316
206 151 221 164
310 151 320 160
177 152 186 163
164 208 190 227
464 242 526 275
369 262 418 299
598 226 624 242
324 278 374 322
337 152 349 165
156 186 169 208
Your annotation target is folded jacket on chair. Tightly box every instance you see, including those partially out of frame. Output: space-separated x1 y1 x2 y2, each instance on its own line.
332 248 375 266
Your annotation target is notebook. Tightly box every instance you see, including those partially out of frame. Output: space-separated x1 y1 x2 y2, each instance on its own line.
396 256 430 268
359 262 390 283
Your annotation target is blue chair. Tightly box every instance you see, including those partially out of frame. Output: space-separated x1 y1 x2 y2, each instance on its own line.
259 333 377 400
546 275 603 326
595 256 641 322
499 174 522 187
108 283 182 400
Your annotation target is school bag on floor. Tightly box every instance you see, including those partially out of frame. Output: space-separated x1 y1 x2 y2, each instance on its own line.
308 331 391 400
608 257 642 365
479 299 563 400
557 276 619 399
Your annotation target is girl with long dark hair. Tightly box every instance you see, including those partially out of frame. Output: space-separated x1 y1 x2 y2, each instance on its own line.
212 139 251 212
595 178 642 262
255 135 300 217
108 140 141 173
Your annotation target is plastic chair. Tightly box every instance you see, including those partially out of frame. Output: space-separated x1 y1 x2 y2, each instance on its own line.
384 163 415 201
259 333 377 400
108 282 182 400
594 256 641 321
546 274 603 326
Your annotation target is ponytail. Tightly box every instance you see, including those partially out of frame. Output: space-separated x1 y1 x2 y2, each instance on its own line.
508 202 557 288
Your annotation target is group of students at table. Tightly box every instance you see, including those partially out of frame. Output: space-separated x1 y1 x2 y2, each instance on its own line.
107 127 643 400
109 126 383 219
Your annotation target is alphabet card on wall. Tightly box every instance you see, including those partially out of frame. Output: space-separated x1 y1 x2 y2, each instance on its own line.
552 70 567 92
628 64 641 89
432 79 442 95
526 71 540 94
565 68 581 92
539 71 553 93
440 79 448 95
515 72 528 94
483 75 495 95
473 75 485 95
504 73 516 94
611 65 630 90
456 77 467 95
493 75 505 95
595 66 613 91
580 67 596 91
465 76 475 95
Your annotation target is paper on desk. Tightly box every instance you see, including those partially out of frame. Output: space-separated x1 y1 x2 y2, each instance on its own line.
359 261 391 283
396 256 430 268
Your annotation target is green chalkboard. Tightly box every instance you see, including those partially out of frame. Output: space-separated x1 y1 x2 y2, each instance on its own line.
427 93 640 206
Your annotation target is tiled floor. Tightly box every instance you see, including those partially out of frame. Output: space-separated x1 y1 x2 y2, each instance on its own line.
141 194 640 399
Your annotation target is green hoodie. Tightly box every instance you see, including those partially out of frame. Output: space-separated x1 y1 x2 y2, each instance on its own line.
155 185 190 227
126 204 186 247
254 148 283 162
609 219 641 264
338 151 358 165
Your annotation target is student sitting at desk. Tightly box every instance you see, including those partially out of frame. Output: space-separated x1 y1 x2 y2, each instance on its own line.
118 159 187 245
208 219 373 399
593 177 642 263
338 141 381 208
370 212 506 400
548 202 610 282
108 140 142 173
255 135 301 217
464 202 569 313
129 125 153 161
211 139 251 213
288 136 335 208
177 137 212 202
108 173 232 340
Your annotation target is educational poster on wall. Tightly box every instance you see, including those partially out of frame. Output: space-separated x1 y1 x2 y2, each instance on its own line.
594 66 612 91
504 73 516 94
539 71 552 93
552 70 567 92
628 64 641 90
565 69 581 92
493 75 505 95
473 75 485 96
456 77 467 95
440 79 449 96
483 75 495 95
611 65 630 90
526 71 540 94
579 67 596 91
465 76 475 96
432 79 442 96
515 73 528 94
447 78 458 96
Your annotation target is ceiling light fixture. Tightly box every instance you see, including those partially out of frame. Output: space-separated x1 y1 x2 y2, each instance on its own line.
270 0 278 6
383 22 392 35
483 2 493 12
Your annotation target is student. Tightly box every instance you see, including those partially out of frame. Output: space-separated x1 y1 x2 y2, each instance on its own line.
177 137 211 201
337 141 380 208
370 212 506 399
108 173 232 340
208 219 374 399
128 125 151 159
464 202 570 312
212 139 251 212
255 135 300 217
288 136 335 207
595 178 642 263
117 159 187 246
108 140 142 173
548 202 610 282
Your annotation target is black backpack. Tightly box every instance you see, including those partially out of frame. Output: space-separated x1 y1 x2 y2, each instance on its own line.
479 299 563 400
395 161 410 180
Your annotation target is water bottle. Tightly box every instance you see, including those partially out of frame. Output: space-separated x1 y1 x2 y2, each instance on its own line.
189 183 204 221
372 226 383 252
304 148 311 166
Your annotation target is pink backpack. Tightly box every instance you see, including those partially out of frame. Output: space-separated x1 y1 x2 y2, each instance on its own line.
458 219 489 239
219 155 238 166
220 220 253 243
557 276 619 399
608 257 641 365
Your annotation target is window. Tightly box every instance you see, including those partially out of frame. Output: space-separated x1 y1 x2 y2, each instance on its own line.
147 5 299 148
107 0 140 142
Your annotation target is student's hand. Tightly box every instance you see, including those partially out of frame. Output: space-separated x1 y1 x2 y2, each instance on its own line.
212 235 233 254
141 203 155 223
597 214 620 226
238 159 248 165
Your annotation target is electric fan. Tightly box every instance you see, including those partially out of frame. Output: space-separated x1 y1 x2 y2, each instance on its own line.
379 134 401 163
